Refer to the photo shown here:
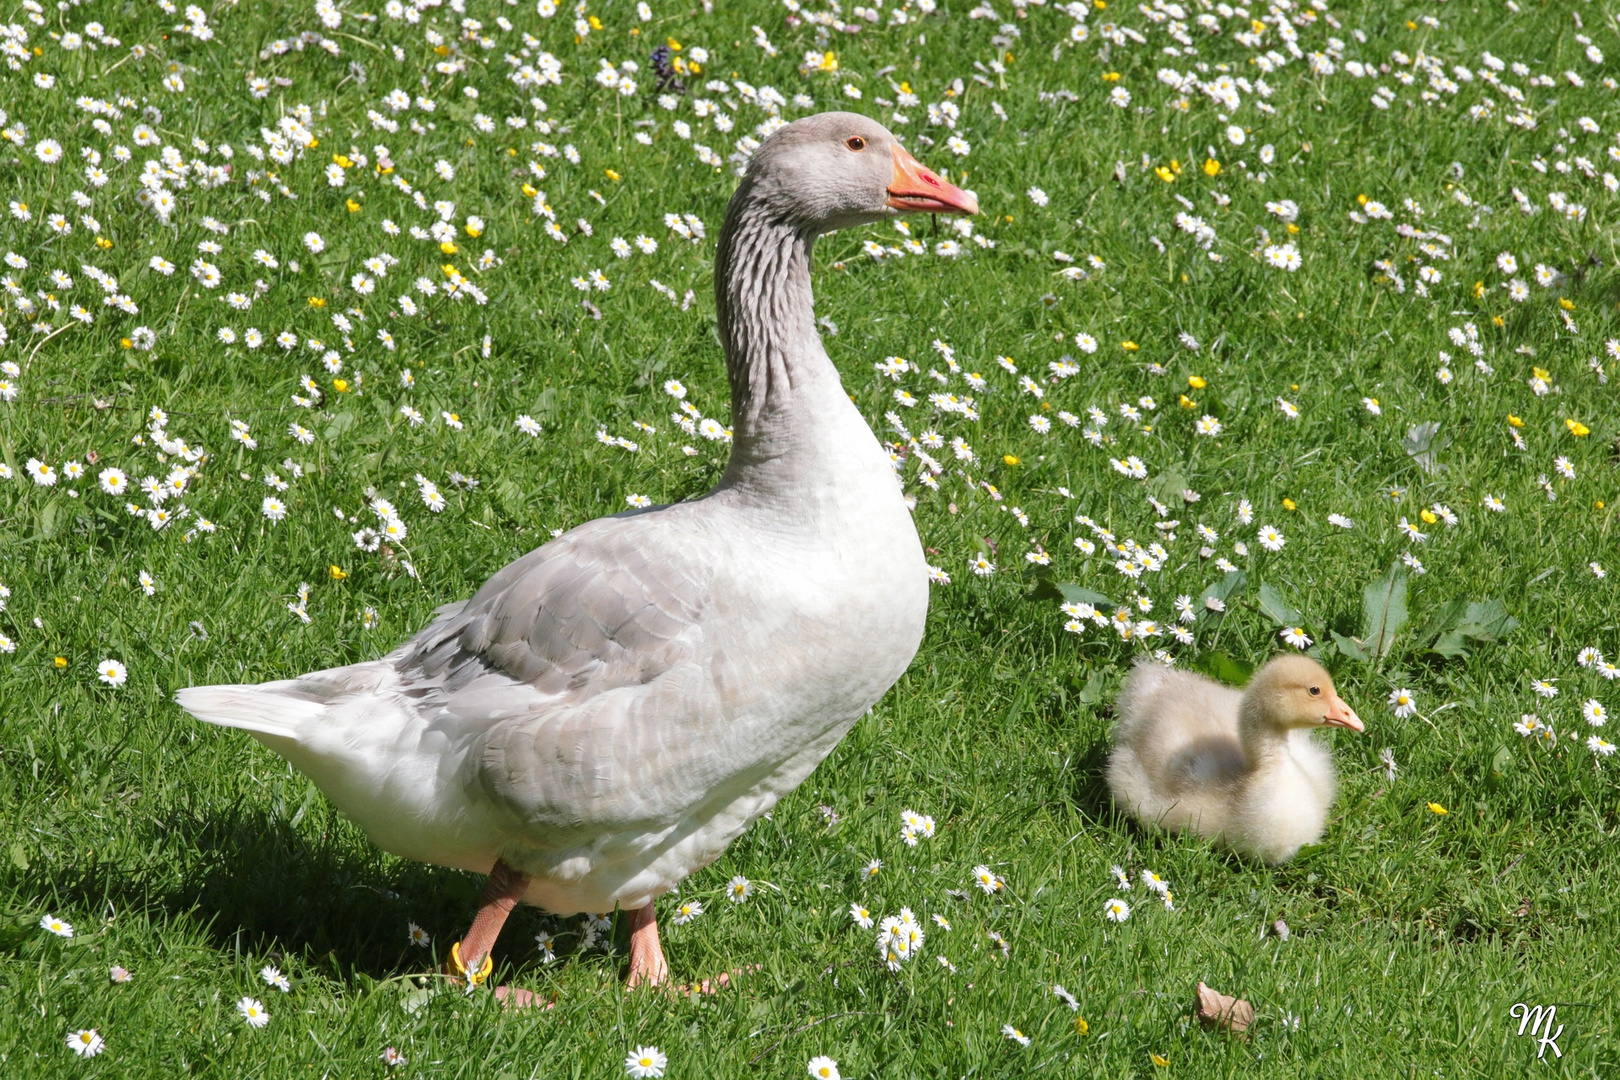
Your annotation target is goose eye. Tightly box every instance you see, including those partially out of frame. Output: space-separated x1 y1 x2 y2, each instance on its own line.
845 135 866 151
1308 686 1321 697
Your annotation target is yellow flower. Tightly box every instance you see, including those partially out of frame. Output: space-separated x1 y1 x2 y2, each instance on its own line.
1532 367 1550 381
54 656 68 669
1492 315 1505 326
1122 341 1140 352
1154 165 1176 183
1285 222 1300 234
666 36 681 50
1566 419 1590 437
521 183 537 197
333 378 349 393
120 338 132 349
1472 281 1485 299
440 241 459 255
1075 1017 1090 1035
308 297 326 308
1188 375 1206 389
1152 1053 1171 1067
588 14 602 29
329 565 347 581
1003 455 1020 466
1179 394 1196 409
1282 498 1297 511
1102 71 1121 82
1356 193 1368 205
95 235 113 249
1507 414 1524 428
1202 157 1220 177
346 198 360 212
1420 509 1438 524
604 169 620 182
1427 802 1447 815
441 264 460 278
332 153 353 168
816 51 838 72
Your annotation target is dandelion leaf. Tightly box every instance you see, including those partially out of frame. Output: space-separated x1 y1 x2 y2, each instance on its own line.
1197 570 1246 627
1360 562 1408 660
1401 421 1450 474
1057 583 1114 609
1256 581 1304 628
1329 631 1371 662
1191 650 1253 686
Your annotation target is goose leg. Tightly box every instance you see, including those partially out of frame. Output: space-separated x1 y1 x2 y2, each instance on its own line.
625 904 670 988
448 859 548 1008
624 903 759 994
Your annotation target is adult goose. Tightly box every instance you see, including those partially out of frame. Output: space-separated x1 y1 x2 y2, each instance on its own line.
1106 655 1364 865
177 112 977 998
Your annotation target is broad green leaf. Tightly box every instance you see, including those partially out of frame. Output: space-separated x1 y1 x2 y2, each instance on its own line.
1456 599 1518 641
1075 669 1108 705
1360 561 1408 660
1486 744 1515 789
1192 649 1253 686
1331 630 1371 662
1146 463 1189 505
1197 570 1246 625
1056 582 1114 609
1401 421 1450 474
1257 581 1304 628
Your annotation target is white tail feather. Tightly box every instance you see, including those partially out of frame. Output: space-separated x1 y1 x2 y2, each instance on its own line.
175 683 324 740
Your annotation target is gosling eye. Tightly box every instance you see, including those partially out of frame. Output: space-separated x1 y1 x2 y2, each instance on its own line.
1308 686 1321 697
845 135 867 151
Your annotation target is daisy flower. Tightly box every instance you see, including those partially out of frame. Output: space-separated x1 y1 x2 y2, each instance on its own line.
807 1056 841 1080
625 1045 667 1078
237 996 269 1028
97 659 127 687
40 914 74 938
1388 688 1417 718
66 1029 104 1058
1103 898 1130 922
725 875 752 903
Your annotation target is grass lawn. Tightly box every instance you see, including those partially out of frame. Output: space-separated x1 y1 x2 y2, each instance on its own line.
2 0 1618 1075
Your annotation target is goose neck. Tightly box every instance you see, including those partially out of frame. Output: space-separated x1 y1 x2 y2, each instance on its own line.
1238 696 1290 769
714 190 830 446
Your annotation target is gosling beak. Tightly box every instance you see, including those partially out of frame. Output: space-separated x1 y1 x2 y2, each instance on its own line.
1323 695 1364 733
888 144 979 216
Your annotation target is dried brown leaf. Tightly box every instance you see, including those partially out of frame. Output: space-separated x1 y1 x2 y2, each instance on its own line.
1195 981 1255 1037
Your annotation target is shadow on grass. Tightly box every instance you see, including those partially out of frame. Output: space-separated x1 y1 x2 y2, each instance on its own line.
35 806 564 982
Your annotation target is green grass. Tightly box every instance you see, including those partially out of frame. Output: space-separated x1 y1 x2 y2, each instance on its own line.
2 0 1619 1075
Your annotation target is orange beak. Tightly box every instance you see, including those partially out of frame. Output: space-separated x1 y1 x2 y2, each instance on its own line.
888 144 979 216
1323 694 1364 733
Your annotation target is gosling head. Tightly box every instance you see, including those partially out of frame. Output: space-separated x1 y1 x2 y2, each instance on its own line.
740 111 979 232
1245 654 1364 734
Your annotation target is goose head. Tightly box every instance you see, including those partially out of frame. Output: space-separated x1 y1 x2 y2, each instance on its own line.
740 111 979 233
1243 655 1364 734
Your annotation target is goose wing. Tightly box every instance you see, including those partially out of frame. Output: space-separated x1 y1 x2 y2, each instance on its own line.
394 510 737 841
